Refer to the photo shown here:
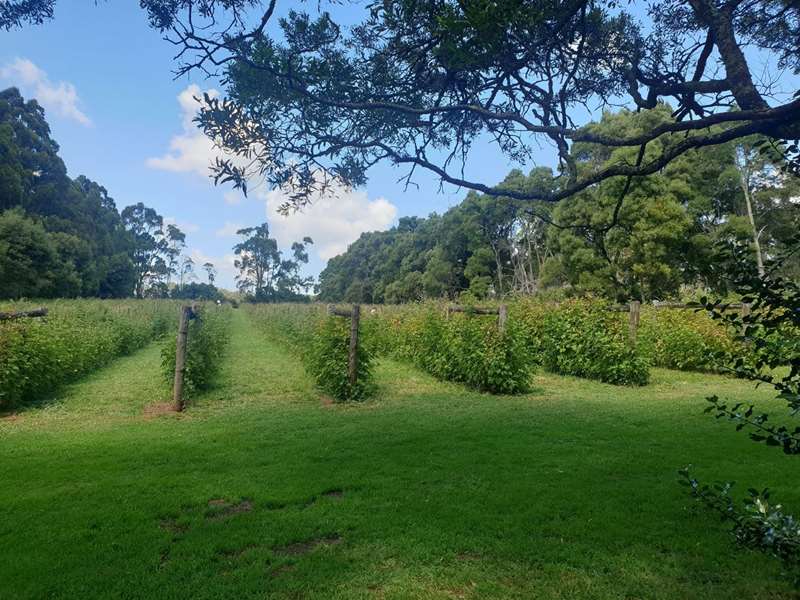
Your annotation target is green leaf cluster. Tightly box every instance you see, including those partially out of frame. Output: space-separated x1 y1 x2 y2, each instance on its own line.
523 298 650 386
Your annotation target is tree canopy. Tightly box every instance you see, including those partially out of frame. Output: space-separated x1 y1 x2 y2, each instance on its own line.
233 222 314 301
320 109 800 303
70 0 794 209
6 2 798 207
0 87 212 300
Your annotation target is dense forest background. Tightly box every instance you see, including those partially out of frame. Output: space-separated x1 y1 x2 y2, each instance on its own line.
2 87 798 304
0 87 224 300
0 87 315 302
319 107 800 303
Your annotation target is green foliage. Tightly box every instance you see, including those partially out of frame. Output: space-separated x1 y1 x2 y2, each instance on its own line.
161 305 231 399
680 470 800 587
0 88 139 299
637 307 741 372
533 299 649 386
0 299 175 409
245 304 375 402
680 235 800 587
319 169 556 303
307 316 375 401
378 304 531 394
233 223 313 301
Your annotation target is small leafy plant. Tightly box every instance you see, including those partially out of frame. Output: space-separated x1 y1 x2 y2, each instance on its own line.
161 304 232 399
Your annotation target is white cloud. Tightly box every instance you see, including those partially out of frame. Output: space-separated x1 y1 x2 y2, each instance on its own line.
261 181 397 261
215 221 245 237
164 216 200 234
1 58 91 125
146 84 247 181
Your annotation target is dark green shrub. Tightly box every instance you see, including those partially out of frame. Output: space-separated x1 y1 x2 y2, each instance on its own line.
539 299 650 385
161 305 231 398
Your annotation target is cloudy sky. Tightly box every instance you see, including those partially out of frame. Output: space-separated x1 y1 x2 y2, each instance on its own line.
0 2 540 289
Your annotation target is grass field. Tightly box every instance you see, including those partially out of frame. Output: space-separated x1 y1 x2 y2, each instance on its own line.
1 308 796 599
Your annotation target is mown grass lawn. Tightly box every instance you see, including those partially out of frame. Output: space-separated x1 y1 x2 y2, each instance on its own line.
1 309 796 599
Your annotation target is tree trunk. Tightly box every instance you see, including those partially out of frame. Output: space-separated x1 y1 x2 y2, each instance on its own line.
740 169 765 277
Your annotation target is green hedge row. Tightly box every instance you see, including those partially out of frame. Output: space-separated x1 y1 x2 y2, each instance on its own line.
161 304 232 399
0 299 176 410
514 298 650 386
378 305 532 394
245 304 375 402
637 307 740 372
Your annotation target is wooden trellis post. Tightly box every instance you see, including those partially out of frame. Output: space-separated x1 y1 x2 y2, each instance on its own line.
498 304 508 334
628 300 641 346
172 305 194 412
348 304 360 387
741 302 751 337
327 304 361 388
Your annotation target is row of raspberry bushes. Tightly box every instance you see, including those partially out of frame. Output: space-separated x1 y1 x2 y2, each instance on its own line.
512 298 650 386
370 303 532 394
161 304 232 399
245 304 375 401
0 299 176 409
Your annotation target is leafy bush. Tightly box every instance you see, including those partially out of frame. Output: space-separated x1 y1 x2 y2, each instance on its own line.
0 299 175 410
637 307 740 371
307 316 375 401
161 304 231 399
536 299 650 385
245 304 375 402
678 236 800 588
385 304 532 394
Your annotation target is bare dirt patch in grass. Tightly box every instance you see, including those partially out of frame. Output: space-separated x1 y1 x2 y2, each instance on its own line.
269 564 296 578
218 544 259 558
159 517 188 535
273 534 342 556
143 402 178 419
205 498 254 519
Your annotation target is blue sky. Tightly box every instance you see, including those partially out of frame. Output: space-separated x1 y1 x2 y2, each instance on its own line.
0 2 543 290
3 3 796 290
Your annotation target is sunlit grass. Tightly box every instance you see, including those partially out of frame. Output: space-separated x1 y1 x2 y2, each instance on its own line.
0 309 795 599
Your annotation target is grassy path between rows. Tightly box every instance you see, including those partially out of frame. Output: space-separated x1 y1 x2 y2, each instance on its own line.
0 308 797 598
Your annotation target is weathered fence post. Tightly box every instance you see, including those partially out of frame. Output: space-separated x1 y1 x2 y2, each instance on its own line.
348 304 361 387
628 300 641 346
172 305 192 412
498 304 508 334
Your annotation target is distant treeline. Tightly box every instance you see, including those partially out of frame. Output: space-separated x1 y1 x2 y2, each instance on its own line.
319 106 800 303
0 87 220 300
